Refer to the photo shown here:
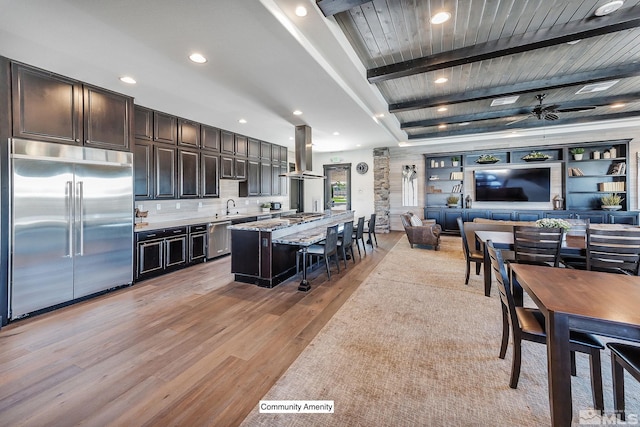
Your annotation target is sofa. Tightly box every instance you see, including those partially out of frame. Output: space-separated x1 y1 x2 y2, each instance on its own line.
400 212 442 250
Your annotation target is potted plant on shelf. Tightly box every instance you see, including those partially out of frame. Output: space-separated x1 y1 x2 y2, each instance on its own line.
446 195 460 208
261 203 271 213
570 147 585 160
601 193 623 211
522 151 550 162
451 156 460 167
475 154 499 164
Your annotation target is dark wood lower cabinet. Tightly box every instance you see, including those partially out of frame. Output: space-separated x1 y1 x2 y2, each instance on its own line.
189 225 207 263
135 227 188 281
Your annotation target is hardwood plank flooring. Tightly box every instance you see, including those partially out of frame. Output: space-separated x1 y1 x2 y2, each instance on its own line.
0 232 402 426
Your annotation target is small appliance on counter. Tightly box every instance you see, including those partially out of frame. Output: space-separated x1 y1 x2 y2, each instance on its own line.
270 202 281 210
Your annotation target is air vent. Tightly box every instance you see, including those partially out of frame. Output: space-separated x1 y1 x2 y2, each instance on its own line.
491 96 519 106
576 80 619 94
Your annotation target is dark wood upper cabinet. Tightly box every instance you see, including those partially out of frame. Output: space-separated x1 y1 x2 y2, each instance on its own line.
134 106 153 140
201 124 220 152
178 148 199 198
220 154 234 179
248 138 260 159
221 130 234 154
271 144 280 163
239 160 260 197
260 141 272 161
12 62 82 145
260 162 272 196
153 111 177 145
134 138 153 200
201 152 219 197
235 157 247 180
154 145 176 198
178 118 200 147
271 164 281 196
235 134 248 157
83 85 132 150
280 146 288 164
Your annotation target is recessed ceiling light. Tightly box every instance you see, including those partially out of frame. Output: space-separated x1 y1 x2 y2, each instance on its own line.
295 6 307 17
437 107 448 112
238 118 247 124
375 113 385 118
435 77 448 84
576 80 619 94
398 142 410 147
293 110 303 115
430 11 451 24
438 124 447 129
356 144 361 147
333 131 340 136
611 103 625 108
491 95 519 106
458 122 470 126
289 136 294 140
119 76 136 84
189 53 207 63
566 39 582 45
595 1 624 16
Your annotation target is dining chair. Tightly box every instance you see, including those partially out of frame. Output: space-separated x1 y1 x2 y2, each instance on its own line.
486 241 604 410
303 224 340 280
363 213 378 247
585 227 640 275
352 216 366 259
337 220 355 269
456 217 484 285
606 342 640 421
512 225 563 267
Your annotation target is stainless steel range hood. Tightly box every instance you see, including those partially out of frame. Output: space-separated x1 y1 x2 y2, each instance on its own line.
280 125 326 179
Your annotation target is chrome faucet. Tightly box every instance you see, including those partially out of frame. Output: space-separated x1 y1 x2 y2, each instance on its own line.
226 199 236 216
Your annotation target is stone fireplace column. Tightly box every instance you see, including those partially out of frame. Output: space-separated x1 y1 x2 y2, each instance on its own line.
373 147 390 233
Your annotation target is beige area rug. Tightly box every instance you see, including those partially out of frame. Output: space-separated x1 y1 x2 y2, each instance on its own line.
241 235 640 426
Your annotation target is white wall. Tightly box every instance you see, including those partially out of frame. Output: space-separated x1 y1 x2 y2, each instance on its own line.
306 149 375 219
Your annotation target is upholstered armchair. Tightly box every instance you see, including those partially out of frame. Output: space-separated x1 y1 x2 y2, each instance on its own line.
400 212 441 250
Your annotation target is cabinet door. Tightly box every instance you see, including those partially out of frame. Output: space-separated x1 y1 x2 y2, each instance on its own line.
12 63 82 145
178 148 199 198
153 111 177 144
220 155 234 179
155 145 176 198
201 124 220 152
189 233 207 263
221 130 234 154
235 158 247 180
201 152 220 197
280 146 288 165
134 106 153 140
178 118 200 147
138 240 163 278
248 138 260 159
84 85 132 150
165 235 187 268
260 162 272 195
245 160 260 196
260 141 272 161
235 134 248 157
443 210 464 232
134 139 153 199
271 164 281 195
271 144 280 163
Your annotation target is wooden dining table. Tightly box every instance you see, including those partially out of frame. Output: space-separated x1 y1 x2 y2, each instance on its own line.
474 230 585 297
509 264 640 426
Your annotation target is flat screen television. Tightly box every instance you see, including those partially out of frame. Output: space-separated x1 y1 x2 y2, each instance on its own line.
474 168 551 202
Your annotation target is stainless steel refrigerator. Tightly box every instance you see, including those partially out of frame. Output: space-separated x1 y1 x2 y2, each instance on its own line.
10 139 133 319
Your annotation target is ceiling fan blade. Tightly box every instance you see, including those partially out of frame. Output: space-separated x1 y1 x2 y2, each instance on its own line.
544 113 559 120
556 106 597 112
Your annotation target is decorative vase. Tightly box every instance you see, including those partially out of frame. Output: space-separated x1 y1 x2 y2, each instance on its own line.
573 153 583 160
447 204 458 208
452 161 459 167
601 205 622 211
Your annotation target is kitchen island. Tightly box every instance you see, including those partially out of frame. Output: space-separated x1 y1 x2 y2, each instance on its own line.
229 211 354 288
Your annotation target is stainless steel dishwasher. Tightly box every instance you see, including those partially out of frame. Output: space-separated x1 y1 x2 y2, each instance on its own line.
207 221 231 259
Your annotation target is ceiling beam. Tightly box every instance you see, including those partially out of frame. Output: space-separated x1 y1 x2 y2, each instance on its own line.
368 7 640 83
401 93 640 129
389 64 640 113
407 110 640 140
316 0 371 17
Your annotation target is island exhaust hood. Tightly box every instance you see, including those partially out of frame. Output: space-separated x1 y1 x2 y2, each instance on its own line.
279 125 326 179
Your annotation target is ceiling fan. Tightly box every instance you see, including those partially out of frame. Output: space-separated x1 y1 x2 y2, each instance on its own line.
506 94 596 125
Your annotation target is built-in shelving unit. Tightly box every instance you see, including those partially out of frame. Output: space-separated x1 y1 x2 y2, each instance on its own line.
423 139 635 232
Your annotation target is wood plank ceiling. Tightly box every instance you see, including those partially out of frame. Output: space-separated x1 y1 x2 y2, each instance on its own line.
316 0 640 140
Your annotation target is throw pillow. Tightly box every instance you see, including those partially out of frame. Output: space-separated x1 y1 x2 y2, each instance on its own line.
409 215 423 227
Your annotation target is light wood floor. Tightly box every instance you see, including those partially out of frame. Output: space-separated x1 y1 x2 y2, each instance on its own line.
0 232 402 426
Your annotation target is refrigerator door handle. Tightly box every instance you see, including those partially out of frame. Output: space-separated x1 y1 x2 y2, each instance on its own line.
76 181 84 256
66 180 73 257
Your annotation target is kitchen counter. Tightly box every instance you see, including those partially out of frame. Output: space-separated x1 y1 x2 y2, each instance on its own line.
134 210 296 232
